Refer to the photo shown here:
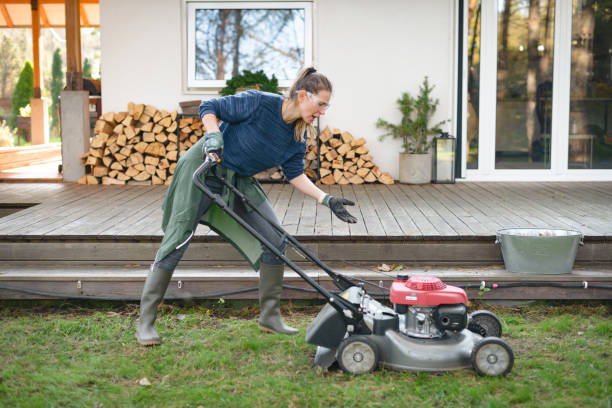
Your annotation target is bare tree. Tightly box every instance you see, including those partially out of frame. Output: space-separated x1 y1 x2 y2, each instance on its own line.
498 0 512 100
571 0 595 104
0 34 20 99
467 0 481 158
195 8 304 81
231 10 243 77
526 0 541 161
215 10 230 79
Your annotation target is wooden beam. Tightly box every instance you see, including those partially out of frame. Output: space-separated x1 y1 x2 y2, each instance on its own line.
79 2 88 27
31 0 41 98
0 0 98 4
0 4 13 27
64 0 82 90
39 3 50 28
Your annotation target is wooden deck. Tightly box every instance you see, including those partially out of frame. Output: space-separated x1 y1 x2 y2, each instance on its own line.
1 182 611 300
1 181 611 238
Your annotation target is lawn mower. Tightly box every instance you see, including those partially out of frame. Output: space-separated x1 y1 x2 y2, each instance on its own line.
193 154 514 376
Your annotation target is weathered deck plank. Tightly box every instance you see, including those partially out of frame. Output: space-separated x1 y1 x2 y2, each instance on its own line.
378 185 421 236
0 182 610 240
340 185 368 236
352 184 385 236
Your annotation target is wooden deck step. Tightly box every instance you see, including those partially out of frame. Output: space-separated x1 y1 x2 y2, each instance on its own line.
1 265 610 300
2 236 611 268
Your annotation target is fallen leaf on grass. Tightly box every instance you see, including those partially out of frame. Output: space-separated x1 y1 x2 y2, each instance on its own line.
176 314 187 321
161 374 171 384
138 377 151 386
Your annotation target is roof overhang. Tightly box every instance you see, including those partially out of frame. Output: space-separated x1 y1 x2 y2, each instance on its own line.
0 0 99 28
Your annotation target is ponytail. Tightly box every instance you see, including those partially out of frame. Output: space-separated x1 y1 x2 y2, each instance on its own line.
288 66 332 143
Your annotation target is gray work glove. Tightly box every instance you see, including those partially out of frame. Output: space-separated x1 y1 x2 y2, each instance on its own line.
202 131 224 162
322 194 358 223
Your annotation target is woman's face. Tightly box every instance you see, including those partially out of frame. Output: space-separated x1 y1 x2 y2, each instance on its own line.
298 89 331 124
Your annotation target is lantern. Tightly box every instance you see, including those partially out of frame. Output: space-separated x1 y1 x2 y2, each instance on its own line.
433 132 456 184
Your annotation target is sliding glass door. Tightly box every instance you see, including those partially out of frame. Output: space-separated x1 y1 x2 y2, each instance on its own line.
568 0 612 169
463 0 612 179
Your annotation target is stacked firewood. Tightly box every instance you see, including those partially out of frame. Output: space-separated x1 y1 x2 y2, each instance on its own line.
77 110 393 186
316 127 394 185
254 127 392 184
78 103 205 185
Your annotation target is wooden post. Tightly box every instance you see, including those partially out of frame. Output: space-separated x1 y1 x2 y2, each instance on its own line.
65 0 83 90
31 0 41 98
29 0 49 145
61 0 89 181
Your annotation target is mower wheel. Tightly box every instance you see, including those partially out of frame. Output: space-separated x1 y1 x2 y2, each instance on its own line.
337 336 379 375
471 337 514 376
468 310 503 337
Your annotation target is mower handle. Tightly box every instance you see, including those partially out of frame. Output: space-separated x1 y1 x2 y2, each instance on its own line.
191 156 363 324
192 153 223 204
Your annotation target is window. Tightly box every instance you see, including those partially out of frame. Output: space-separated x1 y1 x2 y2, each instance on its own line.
186 1 313 89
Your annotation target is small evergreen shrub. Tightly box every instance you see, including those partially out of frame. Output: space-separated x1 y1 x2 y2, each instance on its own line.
220 70 280 96
9 61 34 129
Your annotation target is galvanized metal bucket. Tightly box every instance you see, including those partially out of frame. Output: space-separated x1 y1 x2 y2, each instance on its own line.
496 228 583 274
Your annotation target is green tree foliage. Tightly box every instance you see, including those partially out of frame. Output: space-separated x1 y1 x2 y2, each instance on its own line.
220 70 279 96
0 34 20 98
9 61 34 129
82 57 92 79
50 48 64 133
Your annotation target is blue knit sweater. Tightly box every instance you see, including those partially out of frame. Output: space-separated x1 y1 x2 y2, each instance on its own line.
199 90 306 181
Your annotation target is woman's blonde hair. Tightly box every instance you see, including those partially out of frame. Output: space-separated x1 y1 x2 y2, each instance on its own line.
288 67 333 143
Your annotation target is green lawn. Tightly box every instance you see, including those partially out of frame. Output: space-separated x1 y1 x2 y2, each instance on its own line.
0 300 610 407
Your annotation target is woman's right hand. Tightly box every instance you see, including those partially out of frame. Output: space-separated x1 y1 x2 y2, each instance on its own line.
202 131 224 162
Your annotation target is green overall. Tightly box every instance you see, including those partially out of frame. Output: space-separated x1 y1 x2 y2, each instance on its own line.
155 136 268 271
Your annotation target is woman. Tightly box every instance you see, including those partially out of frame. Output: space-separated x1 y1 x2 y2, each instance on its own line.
136 67 357 346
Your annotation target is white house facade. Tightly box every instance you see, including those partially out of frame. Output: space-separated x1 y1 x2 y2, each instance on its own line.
100 0 612 181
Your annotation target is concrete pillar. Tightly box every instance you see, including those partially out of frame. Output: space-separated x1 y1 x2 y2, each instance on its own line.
60 90 90 182
30 97 49 145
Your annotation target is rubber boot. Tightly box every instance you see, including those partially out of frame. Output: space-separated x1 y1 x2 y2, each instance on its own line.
258 263 298 335
136 265 173 346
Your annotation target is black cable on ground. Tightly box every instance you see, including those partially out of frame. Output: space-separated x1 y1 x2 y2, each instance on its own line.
457 282 612 290
0 284 259 302
0 281 610 302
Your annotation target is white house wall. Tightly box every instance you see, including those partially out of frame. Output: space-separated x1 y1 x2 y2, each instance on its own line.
100 0 456 179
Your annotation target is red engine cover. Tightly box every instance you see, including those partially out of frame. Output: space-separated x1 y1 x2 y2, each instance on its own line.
390 276 468 306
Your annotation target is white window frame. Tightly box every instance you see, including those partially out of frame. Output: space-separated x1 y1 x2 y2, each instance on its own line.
185 1 313 90
461 0 612 181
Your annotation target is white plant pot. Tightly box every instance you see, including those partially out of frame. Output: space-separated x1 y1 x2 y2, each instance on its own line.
398 152 432 184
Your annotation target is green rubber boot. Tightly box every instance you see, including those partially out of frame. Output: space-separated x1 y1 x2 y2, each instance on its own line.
258 263 298 335
136 265 173 346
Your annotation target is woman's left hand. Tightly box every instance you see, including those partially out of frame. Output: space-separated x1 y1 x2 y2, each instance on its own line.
323 195 358 223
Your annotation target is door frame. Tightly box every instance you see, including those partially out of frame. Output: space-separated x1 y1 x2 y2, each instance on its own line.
459 0 612 181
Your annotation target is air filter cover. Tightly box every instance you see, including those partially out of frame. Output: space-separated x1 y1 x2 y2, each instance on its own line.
390 276 468 306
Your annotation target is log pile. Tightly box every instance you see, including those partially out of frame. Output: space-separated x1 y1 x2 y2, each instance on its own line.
316 126 394 185
77 104 206 185
77 110 393 186
253 126 392 185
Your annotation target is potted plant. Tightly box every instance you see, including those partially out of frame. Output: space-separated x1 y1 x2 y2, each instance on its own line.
376 77 447 184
